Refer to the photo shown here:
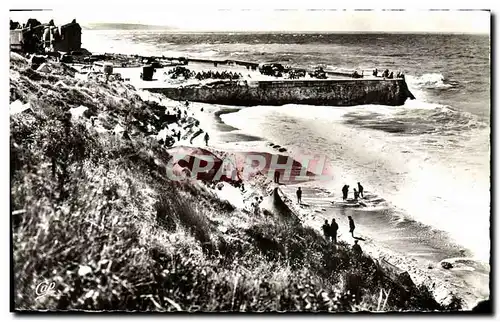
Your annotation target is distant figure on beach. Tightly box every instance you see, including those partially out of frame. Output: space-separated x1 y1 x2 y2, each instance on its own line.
330 218 339 244
296 187 302 204
342 185 349 200
204 132 210 146
373 68 378 77
185 101 190 108
352 240 362 256
322 220 330 240
383 69 390 78
357 182 364 198
274 171 280 184
251 197 260 216
353 188 359 201
348 216 356 237
176 130 181 141
388 71 394 79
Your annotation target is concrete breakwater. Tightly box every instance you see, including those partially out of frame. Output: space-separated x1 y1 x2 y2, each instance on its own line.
146 78 416 107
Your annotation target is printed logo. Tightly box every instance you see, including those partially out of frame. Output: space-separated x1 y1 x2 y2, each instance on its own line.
35 280 56 300
165 150 334 183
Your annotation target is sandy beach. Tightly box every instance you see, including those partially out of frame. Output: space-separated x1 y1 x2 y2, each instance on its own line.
174 99 490 309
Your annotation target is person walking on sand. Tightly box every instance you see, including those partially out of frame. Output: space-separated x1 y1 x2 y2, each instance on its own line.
348 216 356 237
322 220 330 241
352 240 362 256
357 182 364 198
204 132 210 146
342 185 349 200
296 187 302 204
330 218 339 244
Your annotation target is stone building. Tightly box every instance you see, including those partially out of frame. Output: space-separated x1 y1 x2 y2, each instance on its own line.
53 19 82 52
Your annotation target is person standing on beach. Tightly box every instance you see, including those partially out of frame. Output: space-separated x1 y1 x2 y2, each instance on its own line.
330 218 339 244
353 188 359 201
296 187 302 204
322 220 330 241
274 171 280 184
357 182 364 198
342 185 349 200
348 216 356 237
352 240 362 256
204 132 210 146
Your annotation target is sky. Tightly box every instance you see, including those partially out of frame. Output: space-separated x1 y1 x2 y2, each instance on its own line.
9 8 490 34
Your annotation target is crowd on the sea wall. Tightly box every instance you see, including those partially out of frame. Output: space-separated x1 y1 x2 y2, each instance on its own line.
166 66 244 81
195 70 244 81
259 63 327 79
373 68 405 79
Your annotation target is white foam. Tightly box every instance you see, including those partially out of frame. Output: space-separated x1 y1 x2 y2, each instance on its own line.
407 73 453 89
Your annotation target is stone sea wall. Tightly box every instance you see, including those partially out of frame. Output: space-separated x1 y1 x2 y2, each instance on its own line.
147 78 415 107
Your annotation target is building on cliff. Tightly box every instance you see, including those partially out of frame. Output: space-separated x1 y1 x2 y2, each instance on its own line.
9 19 82 54
52 19 82 52
9 23 23 52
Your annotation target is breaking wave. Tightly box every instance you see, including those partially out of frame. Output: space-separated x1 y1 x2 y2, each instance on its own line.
191 50 220 57
407 73 454 89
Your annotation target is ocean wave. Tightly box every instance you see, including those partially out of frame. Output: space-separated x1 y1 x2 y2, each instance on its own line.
192 50 220 57
407 73 454 89
342 103 487 136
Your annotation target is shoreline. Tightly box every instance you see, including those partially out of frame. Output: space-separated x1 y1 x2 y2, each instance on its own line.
183 100 489 309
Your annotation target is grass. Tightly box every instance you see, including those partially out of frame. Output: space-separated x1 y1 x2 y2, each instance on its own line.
10 54 461 312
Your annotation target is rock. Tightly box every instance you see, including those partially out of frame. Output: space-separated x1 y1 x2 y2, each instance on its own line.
428 265 433 269
36 63 51 73
441 261 453 269
10 100 32 115
278 147 287 152
30 55 46 69
69 105 88 120
78 265 92 276
113 124 125 135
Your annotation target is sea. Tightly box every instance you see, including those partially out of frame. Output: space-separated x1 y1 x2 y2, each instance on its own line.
83 31 491 303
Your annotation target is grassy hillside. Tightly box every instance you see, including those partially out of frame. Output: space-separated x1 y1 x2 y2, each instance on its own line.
10 53 460 312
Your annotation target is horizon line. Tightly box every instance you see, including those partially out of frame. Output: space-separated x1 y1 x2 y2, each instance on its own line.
82 28 490 35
